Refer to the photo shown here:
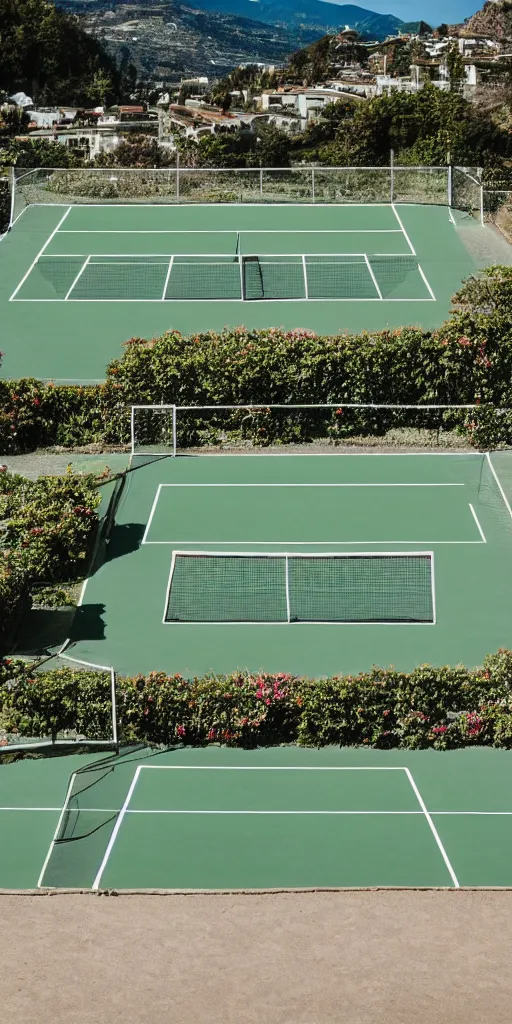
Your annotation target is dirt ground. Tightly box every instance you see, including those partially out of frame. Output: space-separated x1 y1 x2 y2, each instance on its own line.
2 889 512 1023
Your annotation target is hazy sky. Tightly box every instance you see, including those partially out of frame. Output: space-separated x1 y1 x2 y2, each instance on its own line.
321 0 481 27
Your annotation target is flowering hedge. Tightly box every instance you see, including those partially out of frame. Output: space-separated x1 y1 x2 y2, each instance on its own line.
2 649 512 750
0 470 101 651
1 266 512 453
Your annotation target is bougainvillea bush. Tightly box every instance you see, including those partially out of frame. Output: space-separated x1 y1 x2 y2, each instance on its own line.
2 649 512 750
1 266 512 452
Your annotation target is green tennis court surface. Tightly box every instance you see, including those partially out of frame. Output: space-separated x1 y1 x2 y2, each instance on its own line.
3 746 512 890
1 202 477 381
55 449 512 678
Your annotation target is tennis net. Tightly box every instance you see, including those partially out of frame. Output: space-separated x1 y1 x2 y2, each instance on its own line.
18 252 427 301
164 551 434 623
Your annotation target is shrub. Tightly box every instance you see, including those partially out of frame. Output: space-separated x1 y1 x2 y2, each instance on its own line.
0 470 101 653
2 651 512 750
2 305 512 453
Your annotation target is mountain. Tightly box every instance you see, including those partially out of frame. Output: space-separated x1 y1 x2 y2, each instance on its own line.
57 0 324 78
174 0 405 40
457 0 512 39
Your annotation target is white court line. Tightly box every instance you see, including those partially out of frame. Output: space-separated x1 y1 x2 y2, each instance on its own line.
417 263 436 301
142 483 163 545
391 204 416 255
162 255 174 299
404 768 459 887
448 209 456 225
6 806 512 815
156 483 465 488
469 503 487 543
11 297 437 304
144 540 484 546
92 765 143 890
58 228 404 235
486 452 512 521
64 255 91 300
9 206 71 300
364 253 383 299
142 764 409 771
37 771 79 888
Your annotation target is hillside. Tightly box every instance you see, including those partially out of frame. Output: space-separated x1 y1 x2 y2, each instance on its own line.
57 0 328 77
458 0 512 39
177 0 404 39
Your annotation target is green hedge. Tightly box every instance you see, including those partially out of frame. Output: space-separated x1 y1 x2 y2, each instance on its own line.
1 266 512 453
0 470 101 651
2 651 512 750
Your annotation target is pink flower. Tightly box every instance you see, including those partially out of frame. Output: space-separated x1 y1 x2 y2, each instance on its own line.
176 724 186 737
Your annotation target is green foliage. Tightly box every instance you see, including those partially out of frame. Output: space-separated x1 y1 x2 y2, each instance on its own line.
94 136 175 169
0 468 100 652
445 44 465 93
3 650 512 749
0 137 84 169
0 107 30 138
1 263 512 453
0 0 134 106
177 121 292 170
318 85 512 166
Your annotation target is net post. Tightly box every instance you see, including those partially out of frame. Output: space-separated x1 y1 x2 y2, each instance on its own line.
284 553 291 623
110 668 119 751
239 254 244 300
390 150 394 203
301 254 309 299
172 404 177 457
312 167 315 203
429 552 436 626
130 405 135 455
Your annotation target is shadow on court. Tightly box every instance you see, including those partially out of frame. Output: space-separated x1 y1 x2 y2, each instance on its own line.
14 607 76 656
105 523 145 562
69 603 106 643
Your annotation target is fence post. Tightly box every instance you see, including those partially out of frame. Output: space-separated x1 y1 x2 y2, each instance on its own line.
8 165 15 228
260 166 263 196
176 151 180 202
390 150 394 203
447 164 452 208
312 167 315 203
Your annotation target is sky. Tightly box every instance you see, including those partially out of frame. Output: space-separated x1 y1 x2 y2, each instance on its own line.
321 0 482 27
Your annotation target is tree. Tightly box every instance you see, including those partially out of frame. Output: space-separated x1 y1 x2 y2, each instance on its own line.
0 107 30 138
217 92 232 114
0 0 130 105
0 137 84 168
321 84 511 167
445 44 465 94
94 136 175 168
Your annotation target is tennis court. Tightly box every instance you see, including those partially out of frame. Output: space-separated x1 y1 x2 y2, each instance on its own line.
0 201 477 380
55 444 512 679
4 745 512 890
